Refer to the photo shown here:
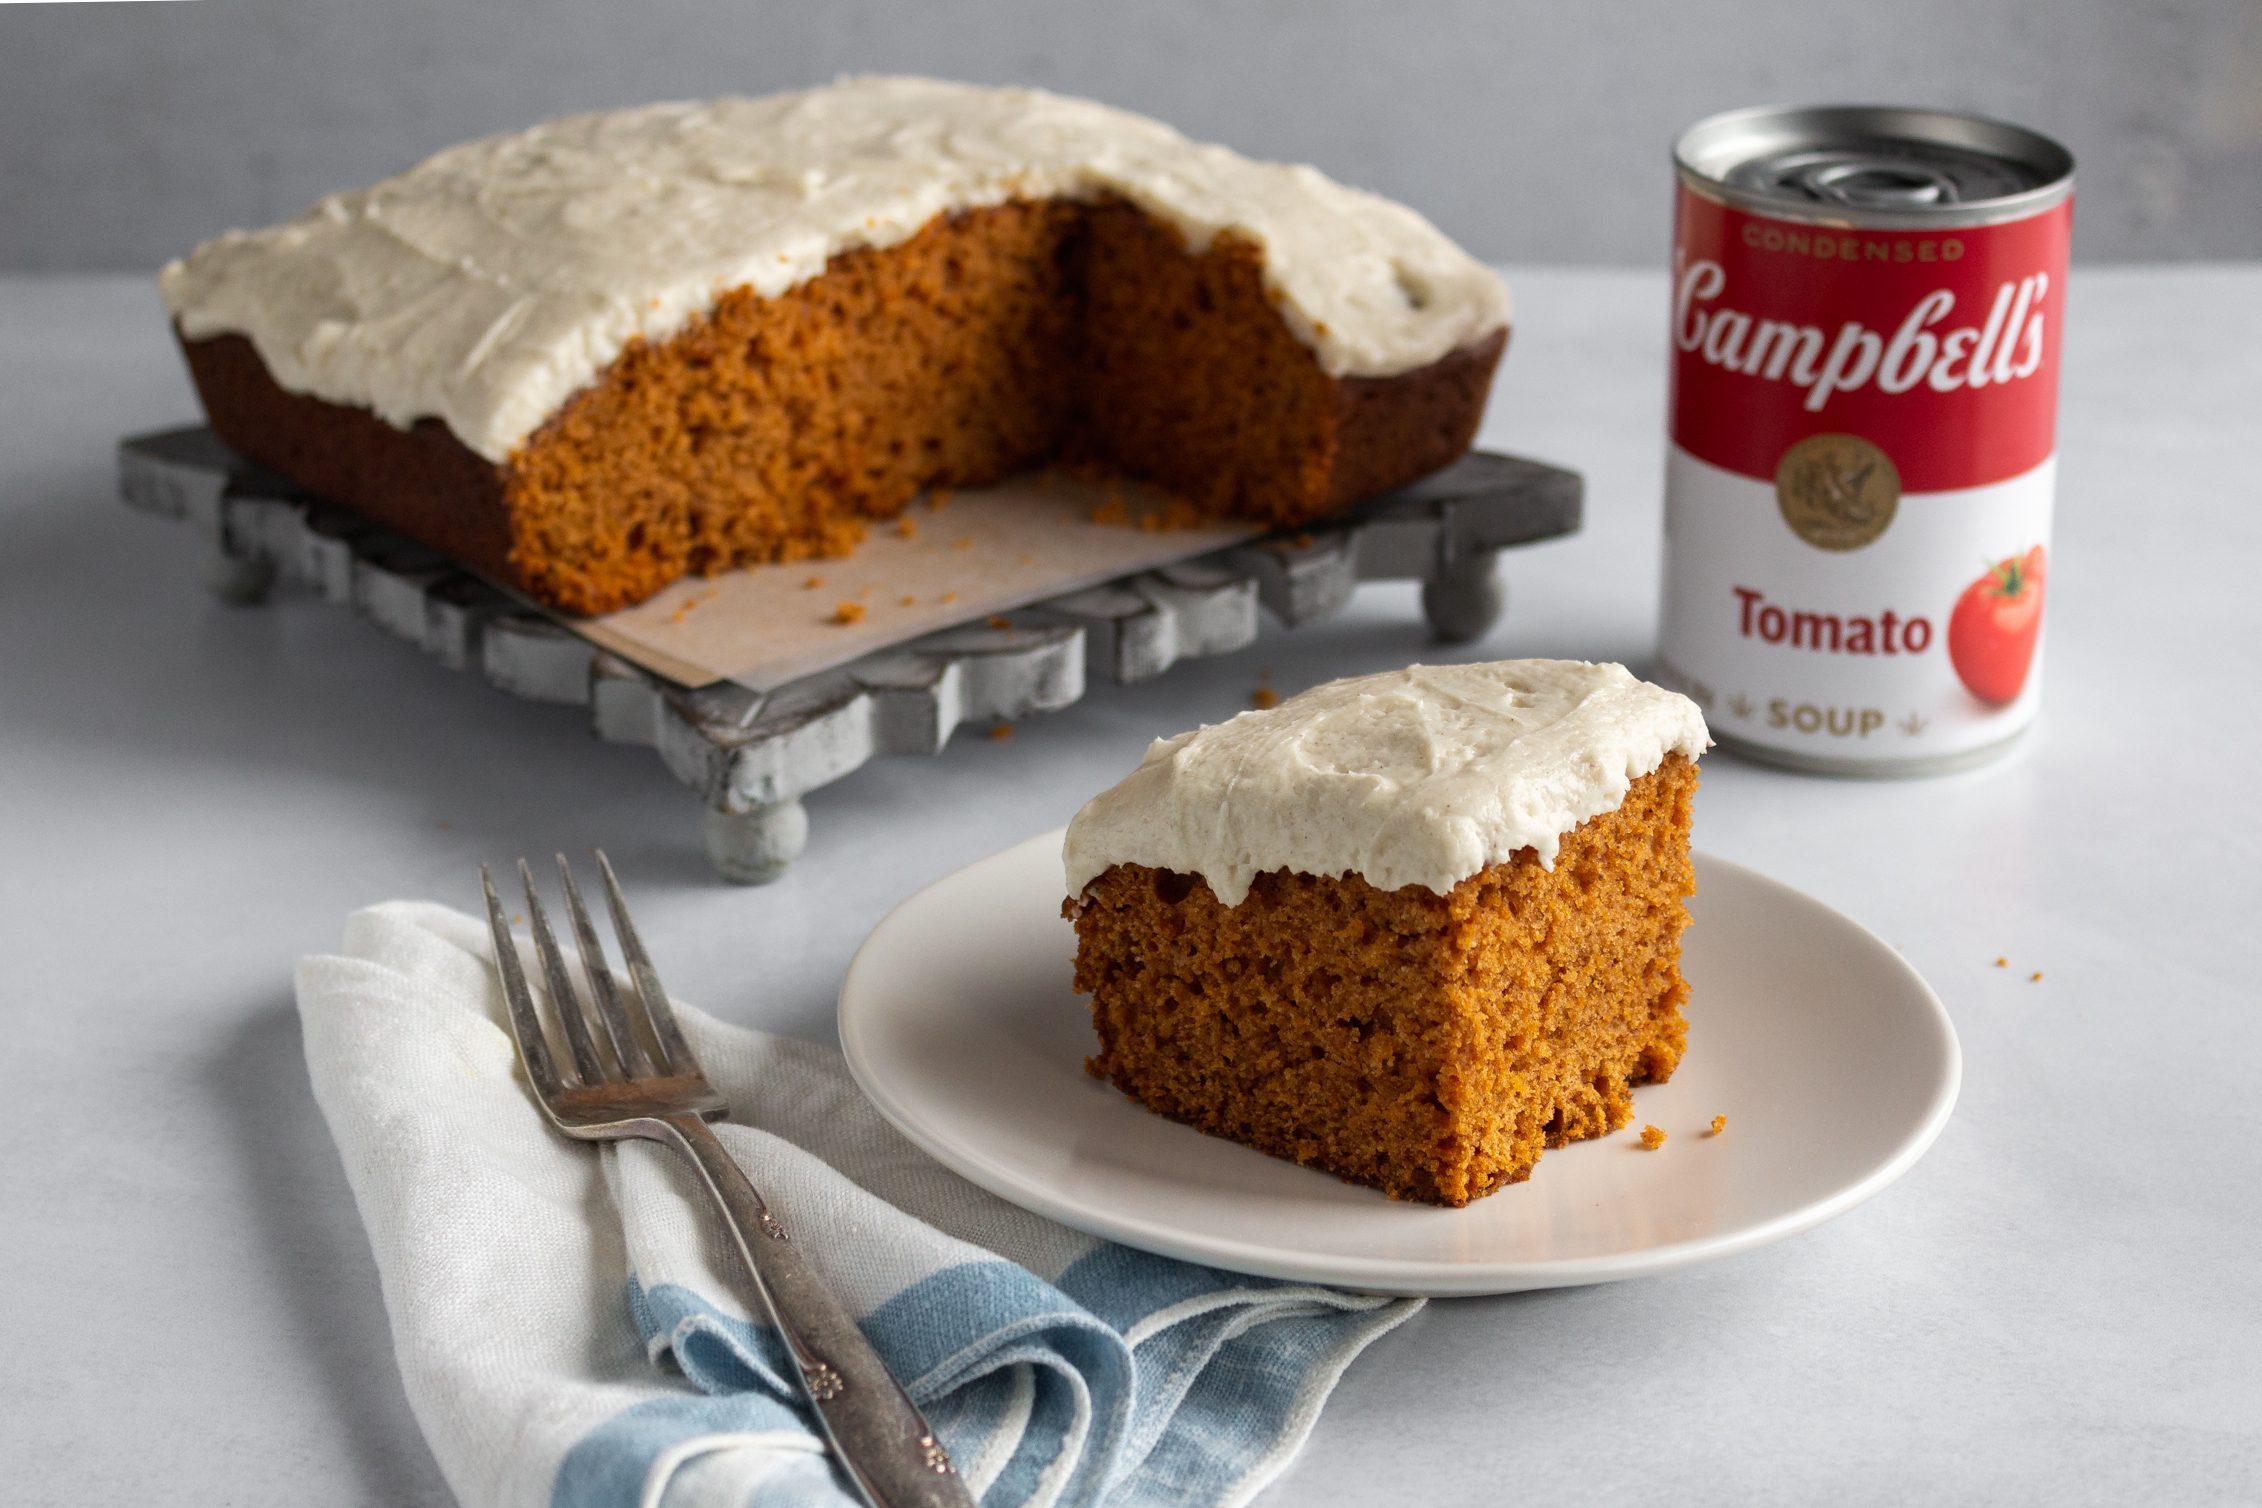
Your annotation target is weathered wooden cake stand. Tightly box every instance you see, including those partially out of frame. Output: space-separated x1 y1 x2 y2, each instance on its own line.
118 429 1581 882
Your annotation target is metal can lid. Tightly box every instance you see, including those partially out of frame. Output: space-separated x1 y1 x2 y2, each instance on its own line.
1676 105 2074 227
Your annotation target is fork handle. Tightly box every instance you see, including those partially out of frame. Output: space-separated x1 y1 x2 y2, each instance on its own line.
657 1112 976 1508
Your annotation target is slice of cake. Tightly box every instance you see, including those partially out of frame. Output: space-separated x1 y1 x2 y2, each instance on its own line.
158 76 1511 615
1062 660 1708 1206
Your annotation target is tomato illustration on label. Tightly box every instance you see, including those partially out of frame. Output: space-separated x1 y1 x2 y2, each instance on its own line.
1948 545 2046 706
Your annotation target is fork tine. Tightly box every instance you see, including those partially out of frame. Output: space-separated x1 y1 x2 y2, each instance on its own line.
481 865 564 1100
555 853 657 1078
519 858 610 1085
594 849 697 1077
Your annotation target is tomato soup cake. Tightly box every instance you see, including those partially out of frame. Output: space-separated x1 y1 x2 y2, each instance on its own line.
1063 661 1708 1206
159 77 1510 615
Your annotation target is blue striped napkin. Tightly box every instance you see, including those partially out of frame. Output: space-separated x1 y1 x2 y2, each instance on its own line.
295 901 1417 1508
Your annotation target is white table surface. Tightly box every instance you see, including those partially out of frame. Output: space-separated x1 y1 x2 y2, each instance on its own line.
4 267 2257 1507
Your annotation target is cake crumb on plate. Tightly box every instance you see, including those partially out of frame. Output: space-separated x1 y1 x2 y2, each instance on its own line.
831 601 866 624
1709 1114 1727 1136
1640 1125 1668 1150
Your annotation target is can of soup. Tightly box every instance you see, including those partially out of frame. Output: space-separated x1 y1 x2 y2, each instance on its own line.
1659 106 2074 774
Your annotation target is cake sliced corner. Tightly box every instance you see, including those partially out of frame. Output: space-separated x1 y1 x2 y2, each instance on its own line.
1061 659 1708 1206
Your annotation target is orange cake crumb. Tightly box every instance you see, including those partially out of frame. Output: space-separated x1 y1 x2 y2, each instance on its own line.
987 615 1013 630
1251 686 1282 710
803 575 825 590
1160 497 1205 530
894 515 919 539
2030 971 2044 982
989 722 1014 741
1639 1125 1667 1150
1088 495 1130 526
1709 1114 1727 1136
941 590 959 604
831 601 866 625
928 486 954 511
1994 955 2008 967
900 594 918 606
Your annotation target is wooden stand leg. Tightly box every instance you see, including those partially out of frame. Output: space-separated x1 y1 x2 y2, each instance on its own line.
704 800 809 885
203 552 277 606
1421 551 1505 644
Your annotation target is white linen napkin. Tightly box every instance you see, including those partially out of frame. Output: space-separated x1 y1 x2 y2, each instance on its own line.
294 901 1418 1508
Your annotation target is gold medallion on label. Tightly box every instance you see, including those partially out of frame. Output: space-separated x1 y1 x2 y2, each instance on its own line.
1774 434 1900 551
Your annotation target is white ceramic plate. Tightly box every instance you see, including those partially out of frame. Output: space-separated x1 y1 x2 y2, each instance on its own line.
839 832 1959 1296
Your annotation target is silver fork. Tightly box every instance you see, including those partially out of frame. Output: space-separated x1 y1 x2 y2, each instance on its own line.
481 852 973 1508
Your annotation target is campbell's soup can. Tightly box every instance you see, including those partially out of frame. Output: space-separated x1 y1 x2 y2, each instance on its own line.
1659 106 2074 774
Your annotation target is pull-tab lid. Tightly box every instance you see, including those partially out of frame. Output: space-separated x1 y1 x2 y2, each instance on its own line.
1677 105 2073 227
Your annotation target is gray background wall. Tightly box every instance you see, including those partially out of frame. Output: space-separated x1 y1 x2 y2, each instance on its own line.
2 0 2256 271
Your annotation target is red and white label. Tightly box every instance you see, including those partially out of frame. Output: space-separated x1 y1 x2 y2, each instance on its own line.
1659 182 2071 768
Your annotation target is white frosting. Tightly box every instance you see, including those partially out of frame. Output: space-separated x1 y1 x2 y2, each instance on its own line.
158 76 1511 464
1063 660 1708 905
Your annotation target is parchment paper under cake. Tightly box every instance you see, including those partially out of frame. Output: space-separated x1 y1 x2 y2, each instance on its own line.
567 470 1261 691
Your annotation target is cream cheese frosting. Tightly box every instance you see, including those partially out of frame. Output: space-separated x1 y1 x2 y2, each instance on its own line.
1063 660 1709 905
158 75 1512 465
